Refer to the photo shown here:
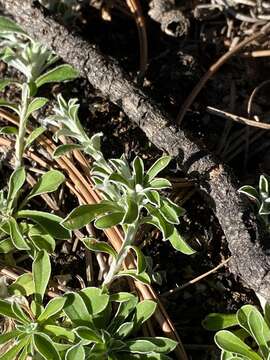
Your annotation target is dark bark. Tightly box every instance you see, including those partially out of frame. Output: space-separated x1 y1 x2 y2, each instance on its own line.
1 0 270 298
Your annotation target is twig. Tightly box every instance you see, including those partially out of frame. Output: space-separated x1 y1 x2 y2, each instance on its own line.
161 257 231 297
126 0 148 79
177 23 270 125
207 106 270 130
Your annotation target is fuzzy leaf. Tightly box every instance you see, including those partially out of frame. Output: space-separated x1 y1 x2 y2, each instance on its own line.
80 287 110 316
168 228 195 255
0 126 18 135
0 16 27 36
148 178 172 190
26 97 48 118
146 156 171 182
238 186 260 206
75 326 102 343
33 333 61 360
123 197 139 224
1 335 30 360
133 300 157 333
126 337 177 354
116 270 151 285
214 330 261 360
53 144 82 158
26 170 65 201
82 238 117 259
129 245 146 274
29 226 56 253
132 156 144 185
65 344 85 360
94 212 124 229
64 292 92 325
16 210 71 239
8 217 30 250
62 202 118 230
7 166 26 208
35 65 78 88
33 250 51 303
9 273 34 296
25 126 46 148
202 313 238 331
43 325 75 342
38 296 66 323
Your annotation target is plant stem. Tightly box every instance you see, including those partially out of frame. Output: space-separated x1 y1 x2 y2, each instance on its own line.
15 85 29 169
103 222 138 287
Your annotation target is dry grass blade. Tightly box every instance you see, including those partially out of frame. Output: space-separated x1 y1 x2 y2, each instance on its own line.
207 106 270 130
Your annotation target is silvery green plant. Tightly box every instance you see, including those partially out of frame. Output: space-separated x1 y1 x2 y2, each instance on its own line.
46 95 195 287
203 301 270 359
0 16 180 359
0 251 177 359
0 17 78 96
239 175 270 228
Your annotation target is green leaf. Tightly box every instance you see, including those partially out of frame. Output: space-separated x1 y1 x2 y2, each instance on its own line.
146 206 174 239
0 299 27 323
237 305 255 335
29 226 56 253
53 144 82 158
144 190 161 207
109 173 131 189
79 287 110 316
0 330 20 345
1 335 30 360
132 156 144 185
64 292 92 325
0 237 15 253
259 175 269 197
108 293 138 333
38 296 66 323
9 273 34 296
123 197 139 224
0 126 18 135
33 250 51 303
146 156 171 182
26 97 48 119
116 270 151 285
148 178 172 190
62 202 118 230
129 245 146 274
159 200 179 224
125 337 177 354
26 170 65 201
238 185 260 206
95 212 124 229
0 16 27 36
16 210 71 239
65 344 85 360
25 126 46 148
43 325 75 342
115 322 134 338
35 65 78 88
7 166 26 208
82 238 117 259
75 326 102 343
202 313 238 331
0 98 19 115
11 302 30 325
33 333 61 360
167 228 195 255
7 217 30 250
214 330 262 360
133 300 157 333
248 309 270 358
